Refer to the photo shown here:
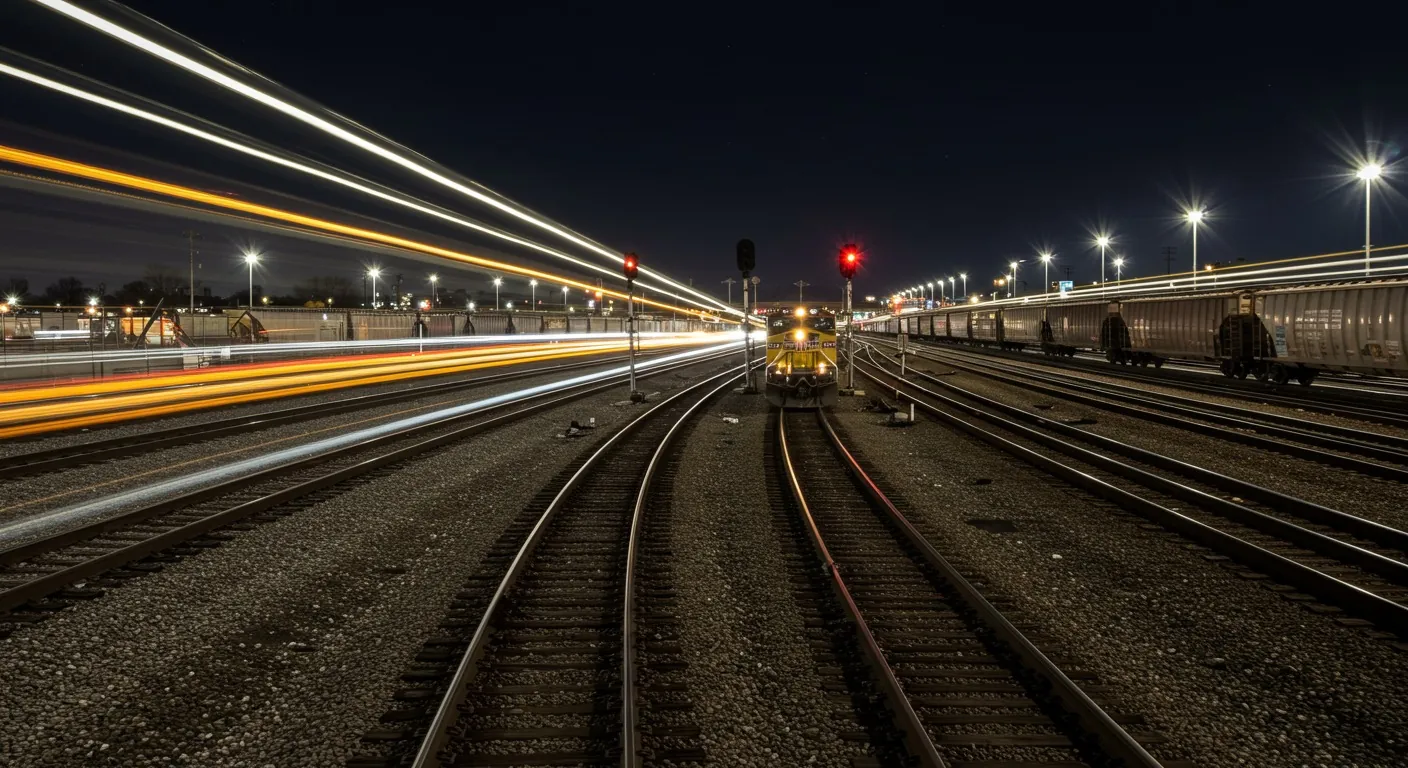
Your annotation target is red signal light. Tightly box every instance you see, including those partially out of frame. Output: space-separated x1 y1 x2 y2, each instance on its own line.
623 252 639 282
839 243 860 280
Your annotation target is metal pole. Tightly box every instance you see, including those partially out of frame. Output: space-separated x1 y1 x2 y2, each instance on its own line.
1100 243 1107 296
740 277 750 387
248 262 254 310
628 281 637 396
846 278 855 389
1365 179 1373 278
1192 224 1199 290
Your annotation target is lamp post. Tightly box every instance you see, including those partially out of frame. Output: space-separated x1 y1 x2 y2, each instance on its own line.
959 273 967 301
1114 256 1126 286
1185 210 1205 288
429 274 438 305
1039 251 1053 301
530 278 538 308
368 268 382 308
243 251 259 310
948 276 955 303
493 276 503 310
1357 163 1382 277
562 285 569 310
926 281 934 306
1096 235 1111 294
1009 261 1019 298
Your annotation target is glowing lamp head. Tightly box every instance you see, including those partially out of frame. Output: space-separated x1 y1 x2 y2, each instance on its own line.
492 277 503 287
1358 163 1383 181
926 282 933 288
88 297 98 306
244 252 259 265
793 329 806 342
1009 261 1018 270
1113 257 1125 267
1096 236 1111 248
429 274 438 283
795 306 807 317
1186 209 1205 223
530 279 538 287
368 268 381 278
1039 252 1053 263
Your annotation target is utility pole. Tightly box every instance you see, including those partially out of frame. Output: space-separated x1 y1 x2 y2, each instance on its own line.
737 239 757 394
1161 246 1177 275
182 229 200 315
794 280 810 302
721 277 736 308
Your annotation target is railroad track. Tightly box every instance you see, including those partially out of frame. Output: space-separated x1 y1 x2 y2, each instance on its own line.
772 407 1178 767
350 363 749 767
0 350 660 481
868 333 1408 429
873 337 1408 478
0 350 737 638
855 346 1408 640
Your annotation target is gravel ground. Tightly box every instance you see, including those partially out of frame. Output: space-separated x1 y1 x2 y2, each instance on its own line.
0 351 653 525
890 349 1408 535
900 340 1408 442
0 357 731 768
0 344 671 460
829 392 1408 768
668 391 868 767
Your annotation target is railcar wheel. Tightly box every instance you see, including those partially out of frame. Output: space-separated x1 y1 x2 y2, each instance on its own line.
1272 365 1291 385
1295 370 1318 386
1153 358 1164 369
1219 359 1235 378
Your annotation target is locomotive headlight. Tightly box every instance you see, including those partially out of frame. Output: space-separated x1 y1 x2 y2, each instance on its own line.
818 362 827 375
794 329 806 342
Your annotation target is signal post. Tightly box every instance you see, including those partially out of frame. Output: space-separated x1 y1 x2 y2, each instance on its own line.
838 244 860 395
736 239 758 394
624 252 645 403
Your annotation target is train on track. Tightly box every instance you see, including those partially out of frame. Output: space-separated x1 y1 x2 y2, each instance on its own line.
859 279 1408 385
766 306 839 407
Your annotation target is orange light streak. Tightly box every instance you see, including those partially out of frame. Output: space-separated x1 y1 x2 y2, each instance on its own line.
0 336 712 439
0 145 718 319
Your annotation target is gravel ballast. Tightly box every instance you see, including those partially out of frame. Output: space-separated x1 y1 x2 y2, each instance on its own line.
829 389 1408 768
886 347 1408 536
668 391 868 767
0 358 730 767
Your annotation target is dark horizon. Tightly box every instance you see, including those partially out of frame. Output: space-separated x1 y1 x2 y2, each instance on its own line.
2 2 1407 304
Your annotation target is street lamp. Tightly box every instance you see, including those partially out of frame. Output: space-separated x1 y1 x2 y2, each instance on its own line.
1008 261 1019 298
562 284 569 309
468 300 476 311
367 267 381 309
506 301 514 310
493 276 503 310
1185 210 1205 288
1039 251 1054 299
948 276 955 302
926 281 934 305
1357 163 1383 277
1095 235 1111 293
244 251 259 310
429 274 438 305
959 273 967 300
530 278 538 308
1113 256 1126 285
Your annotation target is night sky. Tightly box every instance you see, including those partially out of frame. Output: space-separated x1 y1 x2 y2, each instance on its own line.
2 1 1407 303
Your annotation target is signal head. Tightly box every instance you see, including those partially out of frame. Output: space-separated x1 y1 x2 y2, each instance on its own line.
623 252 639 281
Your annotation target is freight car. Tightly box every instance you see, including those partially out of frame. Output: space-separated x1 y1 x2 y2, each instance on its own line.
858 278 1408 384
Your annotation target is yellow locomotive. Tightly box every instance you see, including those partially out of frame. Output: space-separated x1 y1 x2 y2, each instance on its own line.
765 306 838 408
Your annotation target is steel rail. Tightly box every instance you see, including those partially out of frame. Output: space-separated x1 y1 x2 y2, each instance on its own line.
410 362 751 768
864 344 1408 555
901 339 1408 459
874 338 1408 481
853 356 1408 636
811 408 1164 767
776 410 946 768
0 351 735 615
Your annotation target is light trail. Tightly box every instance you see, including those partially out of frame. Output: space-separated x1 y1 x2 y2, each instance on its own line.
0 335 717 438
0 340 741 544
0 144 719 319
0 331 719 377
0 57 733 316
30 0 735 316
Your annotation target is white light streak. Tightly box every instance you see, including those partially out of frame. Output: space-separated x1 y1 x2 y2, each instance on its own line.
0 339 741 543
29 0 734 315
